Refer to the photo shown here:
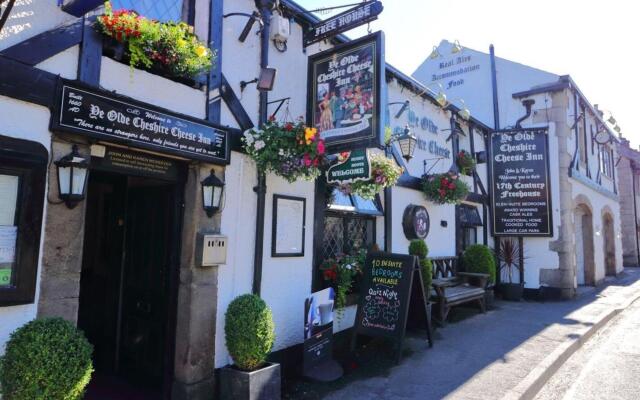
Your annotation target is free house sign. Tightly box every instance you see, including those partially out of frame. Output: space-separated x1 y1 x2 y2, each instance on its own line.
51 81 229 164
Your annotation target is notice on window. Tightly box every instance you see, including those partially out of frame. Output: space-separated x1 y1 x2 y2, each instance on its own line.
0 225 17 286
0 175 19 225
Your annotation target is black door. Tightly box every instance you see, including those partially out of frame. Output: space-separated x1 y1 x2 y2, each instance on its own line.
79 172 181 399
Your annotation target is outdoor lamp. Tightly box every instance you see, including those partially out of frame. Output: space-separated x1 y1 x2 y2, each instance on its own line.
397 125 418 161
455 99 471 120
451 40 463 54
240 66 277 92
429 46 441 59
425 82 448 108
55 145 89 209
201 170 225 217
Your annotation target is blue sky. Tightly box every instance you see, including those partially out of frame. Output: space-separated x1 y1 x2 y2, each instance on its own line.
295 0 639 146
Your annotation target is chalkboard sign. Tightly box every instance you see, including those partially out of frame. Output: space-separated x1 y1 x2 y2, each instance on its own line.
51 80 230 165
490 128 553 236
353 252 432 363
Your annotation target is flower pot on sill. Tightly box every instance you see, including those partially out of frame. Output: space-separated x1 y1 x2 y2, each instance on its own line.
499 283 523 301
220 362 281 400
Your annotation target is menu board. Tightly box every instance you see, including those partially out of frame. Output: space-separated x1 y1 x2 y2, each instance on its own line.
355 252 417 339
52 81 229 164
307 32 383 150
490 128 552 236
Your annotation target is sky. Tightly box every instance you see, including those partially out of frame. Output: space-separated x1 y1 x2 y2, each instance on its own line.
294 0 640 147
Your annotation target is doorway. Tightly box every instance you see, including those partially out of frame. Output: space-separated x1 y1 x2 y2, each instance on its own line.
603 213 616 276
574 204 595 286
78 170 183 399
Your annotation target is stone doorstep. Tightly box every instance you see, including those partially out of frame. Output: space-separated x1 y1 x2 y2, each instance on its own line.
501 272 640 400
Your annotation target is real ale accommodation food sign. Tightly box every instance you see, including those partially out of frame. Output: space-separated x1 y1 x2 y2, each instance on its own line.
490 127 553 236
307 31 384 151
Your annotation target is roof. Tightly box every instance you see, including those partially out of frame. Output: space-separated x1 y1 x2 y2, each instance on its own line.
281 0 491 131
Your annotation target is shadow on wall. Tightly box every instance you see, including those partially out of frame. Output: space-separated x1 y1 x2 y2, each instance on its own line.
0 0 75 49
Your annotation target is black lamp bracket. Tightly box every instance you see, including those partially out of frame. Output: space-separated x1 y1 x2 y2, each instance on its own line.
224 11 264 42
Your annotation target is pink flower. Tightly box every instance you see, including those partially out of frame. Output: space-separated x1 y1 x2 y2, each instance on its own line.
303 153 312 167
317 140 325 155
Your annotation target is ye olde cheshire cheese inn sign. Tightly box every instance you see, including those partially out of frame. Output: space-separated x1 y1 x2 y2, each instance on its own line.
51 81 229 164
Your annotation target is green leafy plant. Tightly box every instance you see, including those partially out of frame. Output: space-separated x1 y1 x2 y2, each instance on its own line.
408 239 433 292
338 154 403 200
456 150 476 175
0 318 93 400
224 294 275 371
320 249 366 313
461 244 496 284
243 117 326 182
96 2 213 78
422 171 469 204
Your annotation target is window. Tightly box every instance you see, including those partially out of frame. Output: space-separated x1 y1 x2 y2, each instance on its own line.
599 145 613 178
0 136 47 306
322 214 376 260
111 0 188 23
458 205 482 251
462 227 477 250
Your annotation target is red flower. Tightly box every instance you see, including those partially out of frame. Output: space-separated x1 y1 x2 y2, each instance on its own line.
313 158 319 167
317 139 325 155
284 123 293 131
303 153 312 167
268 115 276 122
438 189 446 197
448 183 455 190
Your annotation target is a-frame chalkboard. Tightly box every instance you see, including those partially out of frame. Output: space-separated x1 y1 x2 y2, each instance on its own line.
351 252 433 363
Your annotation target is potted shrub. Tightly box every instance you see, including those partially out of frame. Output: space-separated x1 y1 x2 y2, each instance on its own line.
0 317 93 400
422 171 470 204
221 294 279 400
496 238 524 301
320 248 366 320
409 239 434 317
461 244 496 307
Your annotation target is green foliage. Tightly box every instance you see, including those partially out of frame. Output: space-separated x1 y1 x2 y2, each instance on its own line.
422 171 469 204
408 239 428 259
462 244 496 284
320 249 366 311
0 318 93 400
225 294 275 371
456 150 477 175
340 154 403 200
243 119 326 182
96 2 213 78
408 240 432 292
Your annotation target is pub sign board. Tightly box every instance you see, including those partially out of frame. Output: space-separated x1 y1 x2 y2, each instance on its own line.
303 1 384 47
325 148 371 184
307 31 385 151
490 127 553 236
51 80 230 164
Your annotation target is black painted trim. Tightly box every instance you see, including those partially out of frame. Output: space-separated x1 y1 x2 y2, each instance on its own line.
78 16 102 85
61 0 103 17
0 56 58 107
271 194 306 257
220 74 255 131
206 0 223 123
0 19 83 65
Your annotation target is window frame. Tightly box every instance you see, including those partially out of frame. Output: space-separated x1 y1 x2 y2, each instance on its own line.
0 136 47 306
109 0 195 24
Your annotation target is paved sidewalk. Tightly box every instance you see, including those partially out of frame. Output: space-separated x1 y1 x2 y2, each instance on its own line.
325 268 640 400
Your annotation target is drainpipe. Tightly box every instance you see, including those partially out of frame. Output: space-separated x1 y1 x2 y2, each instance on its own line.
489 44 500 130
252 0 273 296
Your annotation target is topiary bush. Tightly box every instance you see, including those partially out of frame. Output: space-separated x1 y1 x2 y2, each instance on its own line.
409 239 433 292
462 244 496 284
225 294 275 371
0 317 93 400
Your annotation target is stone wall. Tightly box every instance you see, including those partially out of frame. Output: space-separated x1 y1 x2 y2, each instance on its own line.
616 141 640 266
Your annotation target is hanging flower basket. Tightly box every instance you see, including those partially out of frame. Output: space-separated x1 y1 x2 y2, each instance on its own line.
422 171 470 204
96 2 213 80
456 150 476 175
337 154 403 200
243 117 327 182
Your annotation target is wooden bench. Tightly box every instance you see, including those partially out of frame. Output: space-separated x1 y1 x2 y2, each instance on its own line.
429 256 488 325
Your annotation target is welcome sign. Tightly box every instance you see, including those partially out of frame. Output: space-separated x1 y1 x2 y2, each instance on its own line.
325 149 371 184
51 80 230 164
307 32 384 151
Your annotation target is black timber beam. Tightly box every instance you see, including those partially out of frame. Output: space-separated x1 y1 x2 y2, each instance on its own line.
0 56 58 108
0 19 83 66
77 16 102 85
61 0 103 17
207 0 223 123
220 74 254 131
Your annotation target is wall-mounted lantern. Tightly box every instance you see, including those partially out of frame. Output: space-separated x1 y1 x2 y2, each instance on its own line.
240 67 278 92
55 145 89 209
389 125 417 162
451 40 463 54
201 170 225 217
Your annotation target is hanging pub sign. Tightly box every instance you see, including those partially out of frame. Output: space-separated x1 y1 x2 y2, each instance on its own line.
307 31 385 151
303 1 384 47
51 80 230 164
352 252 432 363
490 127 552 236
326 148 371 184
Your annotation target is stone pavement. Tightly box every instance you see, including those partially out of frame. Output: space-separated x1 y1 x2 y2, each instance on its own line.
324 268 640 400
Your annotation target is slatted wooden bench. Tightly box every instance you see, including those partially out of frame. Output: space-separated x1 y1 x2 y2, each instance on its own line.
429 256 488 325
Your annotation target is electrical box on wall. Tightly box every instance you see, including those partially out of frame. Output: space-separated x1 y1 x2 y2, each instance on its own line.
195 233 227 267
270 14 290 41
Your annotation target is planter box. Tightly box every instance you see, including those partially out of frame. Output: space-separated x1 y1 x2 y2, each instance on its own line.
499 283 523 301
220 362 281 400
